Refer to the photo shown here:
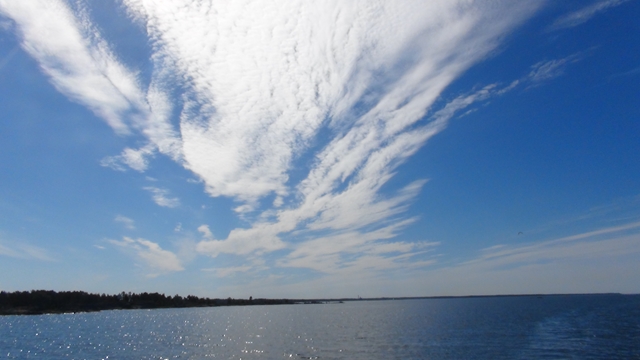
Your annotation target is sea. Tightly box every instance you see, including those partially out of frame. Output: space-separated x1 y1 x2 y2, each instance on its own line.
1 294 639 359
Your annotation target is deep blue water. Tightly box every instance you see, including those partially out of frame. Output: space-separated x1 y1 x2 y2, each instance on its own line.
1 294 639 359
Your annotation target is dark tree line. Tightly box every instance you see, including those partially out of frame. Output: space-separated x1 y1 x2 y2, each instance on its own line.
0 290 295 315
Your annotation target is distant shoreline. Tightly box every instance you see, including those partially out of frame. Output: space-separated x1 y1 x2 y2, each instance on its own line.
0 290 631 316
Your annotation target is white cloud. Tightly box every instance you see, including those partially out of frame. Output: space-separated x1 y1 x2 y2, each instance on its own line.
0 0 141 134
99 156 127 172
234 204 255 214
121 0 541 204
273 196 284 208
197 225 213 239
213 221 640 298
548 0 629 31
144 186 180 208
192 82 522 265
398 221 640 296
202 265 252 278
0 0 182 167
609 66 640 79
4 1 546 272
114 215 135 230
277 220 439 274
196 222 286 258
121 146 155 172
194 79 524 261
109 236 183 276
0 240 55 261
1 243 28 258
467 220 640 268
100 144 156 172
100 144 157 172
528 53 585 83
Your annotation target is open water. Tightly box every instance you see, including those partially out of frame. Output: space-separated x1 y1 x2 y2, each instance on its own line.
1 294 639 359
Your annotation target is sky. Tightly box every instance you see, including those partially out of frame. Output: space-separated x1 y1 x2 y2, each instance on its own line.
0 0 638 299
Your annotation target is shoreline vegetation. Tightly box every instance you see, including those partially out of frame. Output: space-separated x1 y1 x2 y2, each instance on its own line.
0 290 626 316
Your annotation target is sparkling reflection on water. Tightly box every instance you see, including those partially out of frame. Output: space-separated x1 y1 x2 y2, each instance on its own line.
1 294 639 359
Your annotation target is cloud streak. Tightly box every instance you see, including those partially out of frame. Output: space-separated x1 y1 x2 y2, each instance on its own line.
528 52 586 83
202 266 252 278
121 0 542 201
2 0 545 275
0 0 183 165
213 220 640 298
144 187 180 208
115 215 136 230
0 0 142 134
174 1 543 263
548 0 630 31
0 240 55 261
467 220 640 268
109 236 183 276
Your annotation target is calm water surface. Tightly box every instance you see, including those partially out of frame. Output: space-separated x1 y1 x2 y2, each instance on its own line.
1 294 639 359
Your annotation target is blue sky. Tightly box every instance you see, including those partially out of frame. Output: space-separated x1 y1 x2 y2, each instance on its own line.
0 0 638 298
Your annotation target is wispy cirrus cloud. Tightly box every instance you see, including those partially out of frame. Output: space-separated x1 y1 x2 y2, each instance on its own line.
548 0 630 31
109 236 183 276
0 240 55 261
213 220 640 298
0 0 142 134
0 0 182 166
114 215 135 230
609 66 640 79
193 74 542 271
278 220 439 274
144 186 180 208
2 0 545 275
528 52 586 83
168 1 542 263
121 0 542 202
202 265 252 278
101 145 156 172
466 220 640 269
